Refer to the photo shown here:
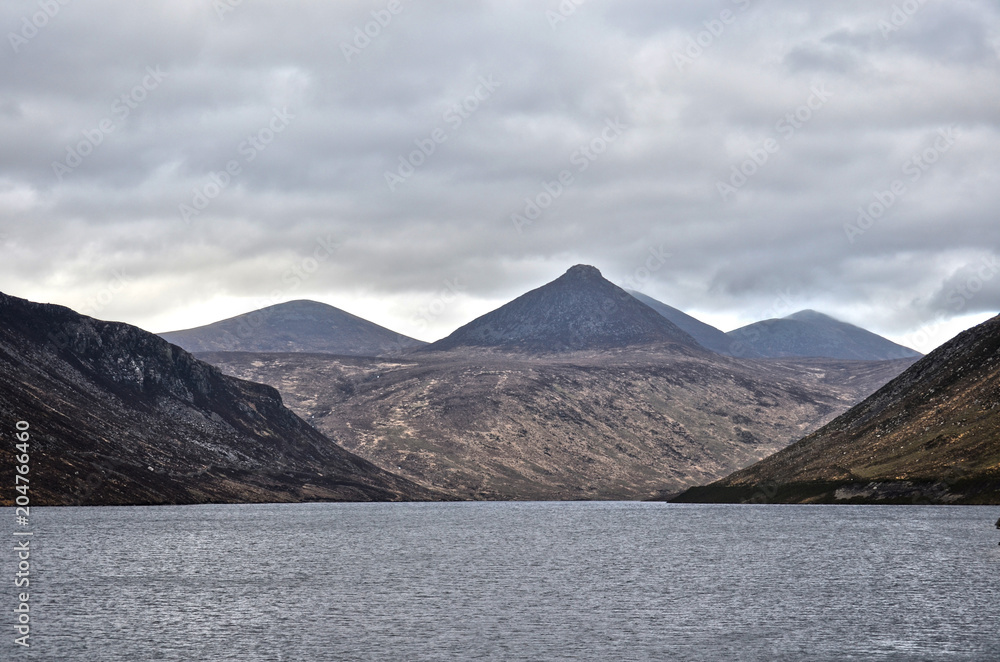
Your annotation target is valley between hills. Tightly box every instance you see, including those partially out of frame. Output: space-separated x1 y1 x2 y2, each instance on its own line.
7 263 996 506
181 265 923 501
202 349 915 500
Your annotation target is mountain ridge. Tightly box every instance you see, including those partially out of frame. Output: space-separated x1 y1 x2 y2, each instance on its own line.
0 292 438 505
202 349 917 500
186 266 919 500
627 290 750 356
726 309 922 361
424 265 700 353
673 313 1000 504
160 299 425 356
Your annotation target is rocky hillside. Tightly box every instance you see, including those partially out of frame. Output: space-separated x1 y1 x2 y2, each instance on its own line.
0 292 438 506
674 314 1000 504
726 310 922 360
204 349 916 500
424 265 698 353
628 290 746 356
160 299 425 356
195 267 917 501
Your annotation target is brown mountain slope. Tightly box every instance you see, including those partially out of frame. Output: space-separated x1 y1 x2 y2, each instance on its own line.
673 314 1000 505
202 349 916 500
0 292 439 506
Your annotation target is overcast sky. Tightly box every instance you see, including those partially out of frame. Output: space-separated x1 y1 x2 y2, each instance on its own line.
2 0 998 351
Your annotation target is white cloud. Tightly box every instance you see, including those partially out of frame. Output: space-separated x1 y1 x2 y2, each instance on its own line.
0 0 997 347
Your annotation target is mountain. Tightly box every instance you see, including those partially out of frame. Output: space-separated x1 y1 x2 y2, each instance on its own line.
627 290 745 355
159 299 426 356
423 265 698 353
725 310 922 360
673 313 1000 504
0 292 438 506
192 266 918 500
203 351 916 500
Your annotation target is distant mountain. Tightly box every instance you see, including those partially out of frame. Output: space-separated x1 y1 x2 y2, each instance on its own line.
0 292 437 506
627 290 746 355
205 351 916 500
674 313 1000 504
159 299 425 356
725 310 922 360
424 265 699 353
203 302 916 502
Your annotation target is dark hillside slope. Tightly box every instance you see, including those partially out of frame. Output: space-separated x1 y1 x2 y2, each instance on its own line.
675 314 1000 504
628 290 743 355
726 310 921 360
0 292 437 505
424 265 698 353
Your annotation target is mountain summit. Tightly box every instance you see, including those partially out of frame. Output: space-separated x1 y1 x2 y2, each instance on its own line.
425 265 698 352
160 299 425 356
726 309 921 360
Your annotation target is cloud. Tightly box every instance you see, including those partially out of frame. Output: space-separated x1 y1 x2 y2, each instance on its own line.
0 0 997 352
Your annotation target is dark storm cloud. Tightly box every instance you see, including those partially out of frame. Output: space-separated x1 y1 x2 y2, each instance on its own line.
1 0 997 348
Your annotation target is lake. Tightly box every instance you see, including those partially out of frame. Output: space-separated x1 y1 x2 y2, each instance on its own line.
7 502 999 660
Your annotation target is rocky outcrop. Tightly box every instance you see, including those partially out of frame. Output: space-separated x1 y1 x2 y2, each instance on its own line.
0 292 439 505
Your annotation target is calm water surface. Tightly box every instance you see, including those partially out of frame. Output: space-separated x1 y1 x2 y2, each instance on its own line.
7 502 999 661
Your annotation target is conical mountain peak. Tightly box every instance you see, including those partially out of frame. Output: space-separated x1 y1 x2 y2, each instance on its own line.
560 264 604 281
424 265 698 353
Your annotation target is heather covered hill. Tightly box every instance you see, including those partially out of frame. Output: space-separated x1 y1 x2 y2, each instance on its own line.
726 310 922 360
203 349 915 500
675 314 1000 504
0 292 438 506
160 299 425 356
194 266 917 500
